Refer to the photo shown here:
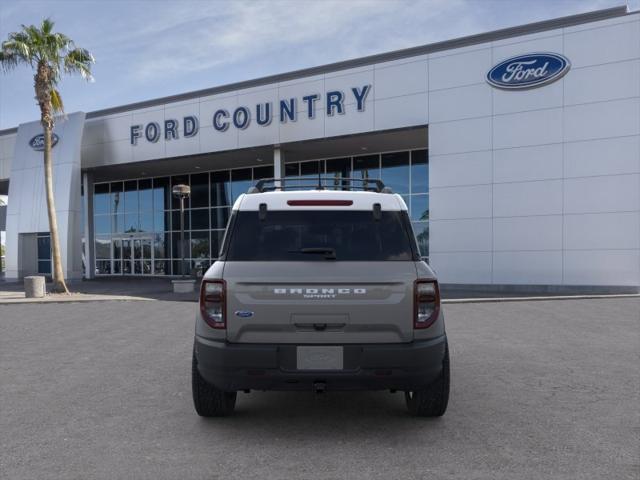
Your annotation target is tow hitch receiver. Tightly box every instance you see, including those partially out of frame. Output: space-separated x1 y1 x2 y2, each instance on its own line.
313 381 327 394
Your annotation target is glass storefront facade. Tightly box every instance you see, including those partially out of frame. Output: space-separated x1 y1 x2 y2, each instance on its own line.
92 148 428 275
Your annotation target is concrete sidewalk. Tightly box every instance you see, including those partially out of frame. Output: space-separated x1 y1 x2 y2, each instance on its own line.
0 290 153 303
0 277 198 304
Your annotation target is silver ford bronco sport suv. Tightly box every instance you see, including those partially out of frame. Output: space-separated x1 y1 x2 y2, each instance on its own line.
192 178 449 417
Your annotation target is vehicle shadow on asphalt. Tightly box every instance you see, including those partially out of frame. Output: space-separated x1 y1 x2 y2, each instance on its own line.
194 391 445 438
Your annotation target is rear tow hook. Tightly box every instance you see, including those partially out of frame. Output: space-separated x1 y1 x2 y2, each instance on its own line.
313 381 327 394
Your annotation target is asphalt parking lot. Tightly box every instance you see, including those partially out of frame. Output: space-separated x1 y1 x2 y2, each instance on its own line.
1 297 638 479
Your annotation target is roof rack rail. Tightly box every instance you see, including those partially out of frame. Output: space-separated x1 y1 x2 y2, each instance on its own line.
249 177 392 194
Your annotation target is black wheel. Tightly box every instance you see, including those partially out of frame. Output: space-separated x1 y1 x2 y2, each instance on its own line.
192 352 237 417
405 342 450 417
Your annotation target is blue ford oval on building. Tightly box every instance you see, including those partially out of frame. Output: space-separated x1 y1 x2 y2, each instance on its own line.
28 133 59 151
487 53 571 90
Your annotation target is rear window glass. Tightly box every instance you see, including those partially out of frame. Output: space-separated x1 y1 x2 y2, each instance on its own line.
225 210 416 261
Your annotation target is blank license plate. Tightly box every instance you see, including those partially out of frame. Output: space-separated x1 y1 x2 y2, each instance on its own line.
296 346 343 370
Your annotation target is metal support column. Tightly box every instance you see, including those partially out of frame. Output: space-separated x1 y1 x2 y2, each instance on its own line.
82 172 94 279
273 146 285 189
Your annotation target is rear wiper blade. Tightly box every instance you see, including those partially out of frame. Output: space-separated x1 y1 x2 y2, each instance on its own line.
288 247 337 259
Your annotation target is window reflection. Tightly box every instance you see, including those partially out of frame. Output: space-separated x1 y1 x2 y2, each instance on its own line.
231 168 252 203
171 210 190 231
410 194 429 221
191 231 209 258
171 232 188 258
191 208 209 230
95 236 110 259
94 215 110 235
412 222 428 257
124 212 139 232
326 158 350 189
112 239 122 260
37 235 51 259
153 177 170 210
111 213 124 234
139 212 153 232
153 211 167 232
154 233 168 258
96 260 111 274
411 149 428 193
124 180 138 212
281 163 300 188
211 230 225 258
381 151 410 194
353 154 380 190
253 166 272 181
211 207 230 230
210 171 230 207
299 160 323 189
190 173 209 208
111 182 123 218
94 183 110 215
138 178 153 212
285 163 299 177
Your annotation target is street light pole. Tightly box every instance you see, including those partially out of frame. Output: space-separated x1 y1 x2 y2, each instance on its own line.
172 184 191 278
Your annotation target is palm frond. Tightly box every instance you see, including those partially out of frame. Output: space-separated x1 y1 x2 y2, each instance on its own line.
41 18 55 35
0 50 19 70
21 24 43 55
50 88 64 114
64 47 94 81
2 36 33 62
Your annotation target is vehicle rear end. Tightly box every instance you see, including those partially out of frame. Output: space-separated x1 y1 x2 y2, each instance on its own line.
192 181 449 417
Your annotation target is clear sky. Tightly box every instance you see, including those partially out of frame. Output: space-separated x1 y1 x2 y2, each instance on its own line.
0 0 635 130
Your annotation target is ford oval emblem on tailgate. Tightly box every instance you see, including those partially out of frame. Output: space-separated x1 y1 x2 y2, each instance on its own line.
235 310 254 318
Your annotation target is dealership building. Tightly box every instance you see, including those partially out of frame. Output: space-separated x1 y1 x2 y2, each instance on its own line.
0 6 638 291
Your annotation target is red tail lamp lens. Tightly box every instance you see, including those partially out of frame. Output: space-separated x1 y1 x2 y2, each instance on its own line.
200 279 226 329
414 279 440 329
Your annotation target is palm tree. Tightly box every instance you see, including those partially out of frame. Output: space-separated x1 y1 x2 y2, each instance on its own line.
0 19 94 293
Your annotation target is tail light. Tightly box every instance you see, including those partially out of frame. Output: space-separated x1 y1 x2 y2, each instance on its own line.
414 279 440 329
200 279 226 329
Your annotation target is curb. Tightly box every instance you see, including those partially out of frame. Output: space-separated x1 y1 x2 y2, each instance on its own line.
0 295 154 305
442 293 640 304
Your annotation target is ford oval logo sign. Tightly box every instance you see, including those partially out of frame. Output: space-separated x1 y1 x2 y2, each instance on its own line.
29 133 59 151
487 53 570 90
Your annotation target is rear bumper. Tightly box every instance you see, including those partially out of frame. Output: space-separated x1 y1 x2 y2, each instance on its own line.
194 335 447 392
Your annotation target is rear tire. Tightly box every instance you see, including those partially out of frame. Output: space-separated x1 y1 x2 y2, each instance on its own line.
405 342 450 417
192 353 237 417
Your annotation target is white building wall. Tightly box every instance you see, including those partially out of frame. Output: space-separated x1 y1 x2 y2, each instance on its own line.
80 58 429 168
428 13 640 287
0 133 16 181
